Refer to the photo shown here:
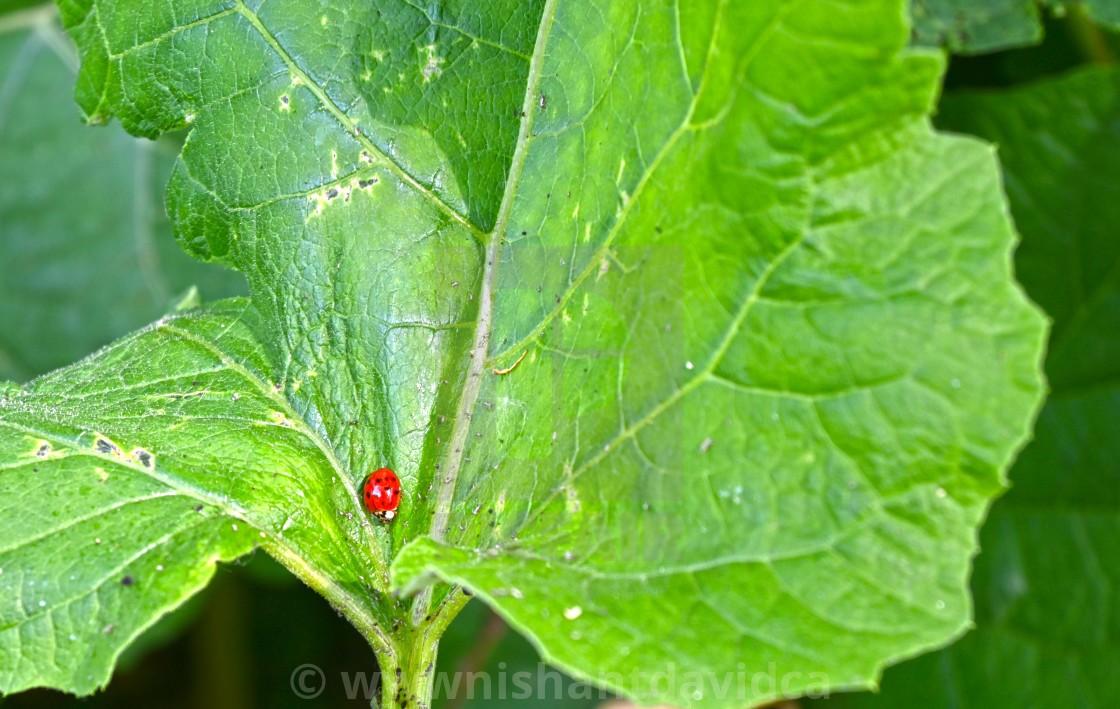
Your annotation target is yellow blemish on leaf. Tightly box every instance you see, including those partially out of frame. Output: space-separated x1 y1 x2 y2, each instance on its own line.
421 44 445 82
492 349 528 376
27 439 61 460
563 484 581 514
268 411 295 428
93 436 122 458
130 448 155 469
95 468 108 482
306 174 380 220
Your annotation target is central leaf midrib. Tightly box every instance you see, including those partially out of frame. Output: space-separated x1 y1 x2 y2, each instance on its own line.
427 0 562 549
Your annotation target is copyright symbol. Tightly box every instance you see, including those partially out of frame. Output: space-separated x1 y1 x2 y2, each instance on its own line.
291 663 325 699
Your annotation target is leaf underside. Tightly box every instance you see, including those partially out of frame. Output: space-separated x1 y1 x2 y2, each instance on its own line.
1 0 1046 706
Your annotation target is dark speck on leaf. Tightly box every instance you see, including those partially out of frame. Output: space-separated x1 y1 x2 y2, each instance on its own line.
192 381 200 386
327 188 339 199
194 505 204 513
121 576 134 587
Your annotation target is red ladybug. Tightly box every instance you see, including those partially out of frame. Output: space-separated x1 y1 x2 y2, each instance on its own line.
362 467 400 522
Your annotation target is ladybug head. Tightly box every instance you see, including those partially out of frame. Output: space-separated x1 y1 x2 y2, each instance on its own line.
373 509 396 523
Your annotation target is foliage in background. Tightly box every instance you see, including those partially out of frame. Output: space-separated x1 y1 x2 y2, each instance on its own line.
910 0 1120 53
0 6 246 383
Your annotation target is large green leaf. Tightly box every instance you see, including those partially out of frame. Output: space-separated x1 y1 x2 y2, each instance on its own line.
0 0 1046 706
0 5 245 383
910 0 1120 54
0 302 391 694
818 65 1120 709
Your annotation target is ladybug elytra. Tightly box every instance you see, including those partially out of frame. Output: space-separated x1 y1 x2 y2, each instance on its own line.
362 467 401 522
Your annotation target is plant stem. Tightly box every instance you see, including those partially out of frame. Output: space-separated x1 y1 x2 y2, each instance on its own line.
378 630 439 709
375 585 471 708
1065 5 1115 65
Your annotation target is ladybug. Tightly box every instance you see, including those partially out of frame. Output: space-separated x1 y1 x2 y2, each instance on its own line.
362 467 400 522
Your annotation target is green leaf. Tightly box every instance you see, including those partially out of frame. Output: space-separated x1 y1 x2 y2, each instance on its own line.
910 0 1120 54
0 301 386 694
1 0 1046 705
0 6 245 383
818 65 1120 709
